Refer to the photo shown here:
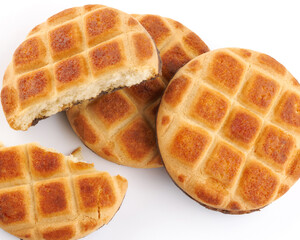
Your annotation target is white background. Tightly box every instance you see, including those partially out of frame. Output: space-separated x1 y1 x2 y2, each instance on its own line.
0 0 300 239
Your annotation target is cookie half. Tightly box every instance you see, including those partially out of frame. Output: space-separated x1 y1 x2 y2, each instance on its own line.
1 5 160 130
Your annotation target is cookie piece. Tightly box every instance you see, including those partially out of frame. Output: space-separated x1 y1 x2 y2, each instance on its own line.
1 5 160 130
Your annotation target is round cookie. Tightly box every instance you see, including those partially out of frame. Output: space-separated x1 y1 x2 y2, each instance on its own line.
0 143 127 239
67 14 209 168
1 5 160 131
156 48 300 213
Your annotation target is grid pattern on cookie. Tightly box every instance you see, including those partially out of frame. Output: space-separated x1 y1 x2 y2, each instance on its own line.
67 14 209 168
0 143 124 239
157 48 300 212
1 4 158 130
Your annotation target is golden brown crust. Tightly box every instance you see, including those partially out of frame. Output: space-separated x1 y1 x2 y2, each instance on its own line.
88 91 136 128
13 37 47 73
237 161 278 207
157 48 300 214
255 125 295 170
0 147 28 187
18 69 53 108
204 142 244 187
189 87 229 130
54 55 88 91
132 33 154 61
239 72 280 113
207 52 247 95
67 13 209 168
0 191 27 225
169 126 211 168
138 15 171 46
28 145 66 179
274 91 300 132
117 118 156 162
35 180 71 218
0 143 127 239
222 107 261 149
85 8 120 47
49 23 83 61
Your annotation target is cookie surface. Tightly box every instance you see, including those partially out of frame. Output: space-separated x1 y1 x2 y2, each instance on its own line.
1 5 160 131
67 14 209 168
0 143 127 239
156 48 300 213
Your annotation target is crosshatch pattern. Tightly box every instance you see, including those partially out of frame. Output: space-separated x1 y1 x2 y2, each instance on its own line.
67 14 209 168
157 48 300 213
1 4 160 131
0 143 127 239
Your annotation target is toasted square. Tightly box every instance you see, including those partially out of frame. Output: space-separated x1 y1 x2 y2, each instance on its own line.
255 125 295 170
88 91 137 129
49 22 83 61
13 37 47 73
0 146 29 188
117 117 156 163
204 141 245 187
28 144 67 180
89 39 126 77
206 51 247 95
239 71 280 114
237 161 279 208
34 178 75 221
73 172 117 219
0 186 34 230
222 107 261 149
131 32 156 63
18 68 53 109
85 8 122 47
168 124 212 168
274 91 300 132
138 15 171 48
54 54 89 91
189 86 229 130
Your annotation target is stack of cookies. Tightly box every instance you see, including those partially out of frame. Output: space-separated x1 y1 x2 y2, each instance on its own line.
0 4 299 240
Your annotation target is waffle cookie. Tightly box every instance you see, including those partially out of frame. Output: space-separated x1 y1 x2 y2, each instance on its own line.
67 14 209 168
0 143 127 239
1 5 160 131
156 48 300 214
